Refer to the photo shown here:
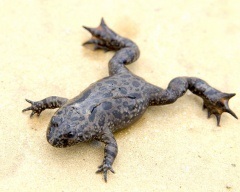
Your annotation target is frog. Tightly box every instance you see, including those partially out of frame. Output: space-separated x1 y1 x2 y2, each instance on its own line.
22 18 238 182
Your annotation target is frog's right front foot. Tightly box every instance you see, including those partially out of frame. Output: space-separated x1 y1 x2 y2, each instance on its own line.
22 99 45 117
96 163 115 182
82 18 123 51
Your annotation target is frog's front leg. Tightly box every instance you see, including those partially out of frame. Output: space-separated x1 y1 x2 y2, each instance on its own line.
22 96 68 117
95 129 118 182
148 77 238 126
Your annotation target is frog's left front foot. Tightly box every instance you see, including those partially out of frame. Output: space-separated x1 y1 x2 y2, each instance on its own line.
96 163 115 182
22 96 68 118
202 92 238 126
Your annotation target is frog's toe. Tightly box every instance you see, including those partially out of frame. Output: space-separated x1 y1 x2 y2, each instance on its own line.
96 163 115 182
82 18 107 37
203 93 238 126
83 38 111 52
22 99 44 118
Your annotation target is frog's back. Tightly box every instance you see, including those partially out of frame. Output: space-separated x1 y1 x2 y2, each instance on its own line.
66 72 150 132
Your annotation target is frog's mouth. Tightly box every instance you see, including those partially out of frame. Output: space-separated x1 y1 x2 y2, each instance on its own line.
46 131 74 148
46 121 78 148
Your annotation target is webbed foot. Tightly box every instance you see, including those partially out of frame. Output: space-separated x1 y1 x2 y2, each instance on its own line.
83 18 122 51
203 93 238 126
96 163 115 182
22 99 45 117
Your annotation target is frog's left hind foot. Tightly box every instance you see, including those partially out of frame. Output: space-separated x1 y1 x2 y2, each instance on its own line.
202 92 238 126
82 18 123 52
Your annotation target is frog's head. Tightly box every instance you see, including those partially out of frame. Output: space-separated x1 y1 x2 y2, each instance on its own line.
46 106 92 148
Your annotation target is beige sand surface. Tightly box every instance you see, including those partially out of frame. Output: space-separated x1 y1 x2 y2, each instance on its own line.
1 0 239 191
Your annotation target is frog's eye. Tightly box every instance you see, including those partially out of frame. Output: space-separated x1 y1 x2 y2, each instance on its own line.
67 131 75 138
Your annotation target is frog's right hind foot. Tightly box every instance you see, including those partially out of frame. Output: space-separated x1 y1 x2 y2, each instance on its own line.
202 92 238 126
82 18 122 51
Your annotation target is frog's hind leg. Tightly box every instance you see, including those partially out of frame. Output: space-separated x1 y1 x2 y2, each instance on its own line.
83 18 140 76
148 77 237 126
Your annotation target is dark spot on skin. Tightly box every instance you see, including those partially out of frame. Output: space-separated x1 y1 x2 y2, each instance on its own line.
105 80 117 85
123 101 128 107
126 49 135 59
76 89 91 103
98 115 105 127
129 93 141 99
103 92 113 98
119 87 127 94
132 81 140 87
115 98 122 104
82 109 87 114
102 101 112 110
105 148 117 158
205 89 217 95
79 116 85 121
71 116 79 121
128 105 135 111
121 74 131 78
99 87 108 92
113 110 122 119
67 110 73 118
80 122 88 130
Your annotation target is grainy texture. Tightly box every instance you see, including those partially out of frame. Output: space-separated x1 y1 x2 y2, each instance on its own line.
22 19 237 182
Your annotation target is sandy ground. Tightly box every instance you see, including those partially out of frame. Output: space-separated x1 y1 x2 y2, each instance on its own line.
0 0 239 191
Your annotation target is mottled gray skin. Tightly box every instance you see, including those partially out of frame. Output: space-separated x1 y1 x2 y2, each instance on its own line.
23 19 238 182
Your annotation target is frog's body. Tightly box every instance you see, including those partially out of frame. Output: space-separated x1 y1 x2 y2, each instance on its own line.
23 19 237 182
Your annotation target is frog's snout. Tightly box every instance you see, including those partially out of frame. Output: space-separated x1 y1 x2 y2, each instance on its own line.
46 116 78 148
46 125 70 148
46 116 67 148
